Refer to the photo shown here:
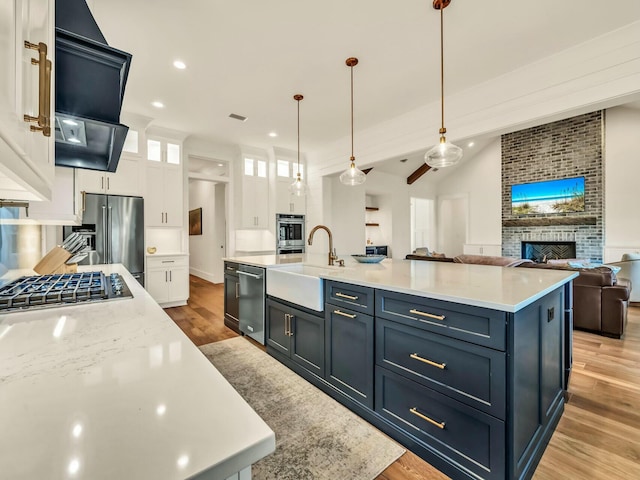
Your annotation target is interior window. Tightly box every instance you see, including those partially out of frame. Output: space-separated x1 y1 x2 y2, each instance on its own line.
257 160 267 178
277 160 290 177
167 143 181 164
147 139 161 161
244 158 254 176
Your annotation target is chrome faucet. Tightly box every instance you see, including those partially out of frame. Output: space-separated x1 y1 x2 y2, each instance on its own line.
307 225 340 266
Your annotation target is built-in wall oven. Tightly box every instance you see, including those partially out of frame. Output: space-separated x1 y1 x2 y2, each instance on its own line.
276 214 305 254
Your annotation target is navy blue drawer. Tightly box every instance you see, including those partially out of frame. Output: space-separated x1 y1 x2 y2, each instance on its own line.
376 318 506 419
325 280 374 315
375 290 506 350
376 368 505 480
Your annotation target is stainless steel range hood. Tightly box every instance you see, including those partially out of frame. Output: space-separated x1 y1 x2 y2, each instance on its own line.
55 0 132 172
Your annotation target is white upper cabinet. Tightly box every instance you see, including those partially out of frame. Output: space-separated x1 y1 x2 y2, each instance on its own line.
0 0 54 201
75 156 141 196
145 137 183 227
238 156 269 229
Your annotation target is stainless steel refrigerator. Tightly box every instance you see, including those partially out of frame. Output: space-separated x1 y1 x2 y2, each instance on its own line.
63 194 145 285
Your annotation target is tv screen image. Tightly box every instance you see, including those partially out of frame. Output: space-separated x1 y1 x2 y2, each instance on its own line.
511 177 585 215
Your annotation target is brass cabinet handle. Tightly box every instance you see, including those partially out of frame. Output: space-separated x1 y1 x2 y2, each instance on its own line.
410 353 446 370
81 191 86 213
409 309 446 321
23 41 51 137
335 292 358 301
409 407 445 429
284 313 290 336
333 309 357 319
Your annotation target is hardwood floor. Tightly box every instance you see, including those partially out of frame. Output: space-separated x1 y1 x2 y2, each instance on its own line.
166 275 640 479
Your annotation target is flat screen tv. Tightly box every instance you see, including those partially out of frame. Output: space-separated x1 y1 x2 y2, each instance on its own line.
511 176 585 215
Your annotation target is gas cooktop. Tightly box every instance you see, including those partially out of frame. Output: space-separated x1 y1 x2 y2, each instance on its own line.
0 271 133 313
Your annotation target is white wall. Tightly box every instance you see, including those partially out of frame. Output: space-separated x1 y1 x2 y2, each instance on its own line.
329 177 366 256
434 138 502 249
604 105 640 262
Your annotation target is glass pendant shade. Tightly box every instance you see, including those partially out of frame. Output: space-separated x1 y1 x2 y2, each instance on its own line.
425 136 463 168
339 160 366 186
289 173 308 196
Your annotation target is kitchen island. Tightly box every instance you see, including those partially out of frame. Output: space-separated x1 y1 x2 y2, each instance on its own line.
0 264 275 480
225 253 578 480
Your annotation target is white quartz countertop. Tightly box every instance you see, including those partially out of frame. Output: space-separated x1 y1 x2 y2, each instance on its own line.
224 253 578 312
0 264 275 480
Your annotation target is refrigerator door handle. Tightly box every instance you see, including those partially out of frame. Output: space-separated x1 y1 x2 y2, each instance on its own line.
107 205 112 263
102 205 108 261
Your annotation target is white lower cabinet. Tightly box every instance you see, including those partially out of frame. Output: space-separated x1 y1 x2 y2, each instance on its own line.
146 255 189 306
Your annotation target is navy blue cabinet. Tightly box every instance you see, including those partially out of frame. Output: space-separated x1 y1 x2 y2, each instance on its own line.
266 279 569 480
325 304 374 409
266 298 325 377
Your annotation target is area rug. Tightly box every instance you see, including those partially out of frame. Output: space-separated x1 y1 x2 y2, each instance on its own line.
199 337 405 480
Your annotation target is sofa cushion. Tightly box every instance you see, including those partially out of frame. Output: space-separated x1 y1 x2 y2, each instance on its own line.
453 254 534 267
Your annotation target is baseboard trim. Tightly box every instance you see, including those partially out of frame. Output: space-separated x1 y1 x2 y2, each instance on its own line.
189 268 220 284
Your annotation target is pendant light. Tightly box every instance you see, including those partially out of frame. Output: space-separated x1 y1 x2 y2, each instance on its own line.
339 57 366 186
289 94 308 196
424 0 463 168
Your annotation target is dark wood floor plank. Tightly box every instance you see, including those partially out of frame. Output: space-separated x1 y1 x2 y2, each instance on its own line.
166 274 640 480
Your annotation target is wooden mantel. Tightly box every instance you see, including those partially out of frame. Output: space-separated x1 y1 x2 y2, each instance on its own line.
503 216 597 227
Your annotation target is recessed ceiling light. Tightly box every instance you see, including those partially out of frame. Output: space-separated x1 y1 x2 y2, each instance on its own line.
173 60 186 69
268 132 277 138
152 101 164 108
468 142 475 147
217 163 223 167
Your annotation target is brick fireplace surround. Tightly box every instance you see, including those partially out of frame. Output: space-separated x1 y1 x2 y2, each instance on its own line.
501 111 604 263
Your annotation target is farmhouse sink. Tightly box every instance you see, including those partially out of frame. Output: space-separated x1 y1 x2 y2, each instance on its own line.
267 264 338 312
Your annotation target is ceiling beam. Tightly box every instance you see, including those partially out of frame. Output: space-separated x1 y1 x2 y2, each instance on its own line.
406 164 431 185
362 168 373 175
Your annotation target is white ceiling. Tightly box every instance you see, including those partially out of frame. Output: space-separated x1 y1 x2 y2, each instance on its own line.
90 0 640 171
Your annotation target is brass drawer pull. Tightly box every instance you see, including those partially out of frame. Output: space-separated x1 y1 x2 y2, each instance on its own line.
335 292 358 301
409 309 445 321
409 407 445 429
410 353 446 370
333 310 357 319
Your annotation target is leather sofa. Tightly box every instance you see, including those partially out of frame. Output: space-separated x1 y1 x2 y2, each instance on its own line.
517 262 630 338
405 253 631 338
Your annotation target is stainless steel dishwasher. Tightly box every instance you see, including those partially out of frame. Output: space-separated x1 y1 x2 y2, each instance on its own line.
238 264 266 344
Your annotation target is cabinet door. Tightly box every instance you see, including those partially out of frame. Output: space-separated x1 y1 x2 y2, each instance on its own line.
0 0 54 200
241 175 269 228
224 275 240 322
291 192 306 214
145 163 165 226
25 166 79 223
146 269 168 303
290 308 325 377
266 299 290 356
325 305 374 408
162 164 183 227
167 266 189 302
107 157 140 196
76 169 106 194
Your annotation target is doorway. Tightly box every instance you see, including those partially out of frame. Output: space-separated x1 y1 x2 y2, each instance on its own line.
437 194 468 257
410 197 435 253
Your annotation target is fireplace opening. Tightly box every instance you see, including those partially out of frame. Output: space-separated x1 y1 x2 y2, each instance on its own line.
521 241 577 263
